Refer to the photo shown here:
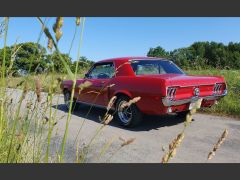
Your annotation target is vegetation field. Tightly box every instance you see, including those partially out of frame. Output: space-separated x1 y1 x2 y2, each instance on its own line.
187 69 240 118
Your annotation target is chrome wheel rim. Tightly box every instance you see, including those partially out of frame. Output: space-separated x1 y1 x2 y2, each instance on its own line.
117 100 132 124
64 92 70 109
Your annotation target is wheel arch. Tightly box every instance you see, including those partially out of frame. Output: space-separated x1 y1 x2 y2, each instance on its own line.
114 90 132 99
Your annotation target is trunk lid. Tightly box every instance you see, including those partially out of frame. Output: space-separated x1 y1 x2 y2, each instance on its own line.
163 74 226 100
138 73 226 99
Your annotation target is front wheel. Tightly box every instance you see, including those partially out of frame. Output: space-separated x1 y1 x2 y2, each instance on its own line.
115 96 143 127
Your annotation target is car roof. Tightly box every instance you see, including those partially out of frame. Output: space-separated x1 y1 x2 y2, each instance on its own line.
97 57 168 63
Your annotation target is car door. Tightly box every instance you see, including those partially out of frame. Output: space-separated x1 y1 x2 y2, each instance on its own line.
78 62 115 107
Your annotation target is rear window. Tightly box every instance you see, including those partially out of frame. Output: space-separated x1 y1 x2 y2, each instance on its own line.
130 60 184 75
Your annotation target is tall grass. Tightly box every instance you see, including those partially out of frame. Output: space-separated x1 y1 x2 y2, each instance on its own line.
0 17 136 163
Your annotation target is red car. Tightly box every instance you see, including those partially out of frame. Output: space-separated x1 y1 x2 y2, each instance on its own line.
61 57 227 127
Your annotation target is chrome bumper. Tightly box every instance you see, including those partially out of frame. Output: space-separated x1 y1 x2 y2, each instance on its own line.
162 90 227 107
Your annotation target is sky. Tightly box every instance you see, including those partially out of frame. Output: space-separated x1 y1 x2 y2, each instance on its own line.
1 17 240 61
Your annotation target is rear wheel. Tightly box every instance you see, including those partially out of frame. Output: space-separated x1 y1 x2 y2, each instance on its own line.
63 90 78 111
115 95 143 127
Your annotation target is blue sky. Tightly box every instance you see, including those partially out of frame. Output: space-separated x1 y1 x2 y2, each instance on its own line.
1 17 240 61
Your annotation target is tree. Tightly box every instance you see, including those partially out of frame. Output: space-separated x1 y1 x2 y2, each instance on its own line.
0 42 48 74
46 52 72 73
147 46 169 58
147 41 240 70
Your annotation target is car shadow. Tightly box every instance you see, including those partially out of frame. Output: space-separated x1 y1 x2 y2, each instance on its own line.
52 104 190 132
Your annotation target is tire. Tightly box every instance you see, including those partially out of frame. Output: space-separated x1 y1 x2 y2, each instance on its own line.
63 90 78 111
177 110 190 119
115 95 143 127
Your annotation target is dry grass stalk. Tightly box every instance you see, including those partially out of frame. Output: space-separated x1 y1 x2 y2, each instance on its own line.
161 132 185 163
207 129 228 160
35 78 42 102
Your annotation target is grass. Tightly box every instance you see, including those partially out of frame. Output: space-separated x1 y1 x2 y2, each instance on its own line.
187 69 240 118
6 73 84 94
0 17 136 163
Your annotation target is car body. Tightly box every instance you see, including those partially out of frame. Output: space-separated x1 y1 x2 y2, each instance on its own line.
61 57 227 127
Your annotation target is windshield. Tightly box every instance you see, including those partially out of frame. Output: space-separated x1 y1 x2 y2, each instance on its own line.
130 60 184 75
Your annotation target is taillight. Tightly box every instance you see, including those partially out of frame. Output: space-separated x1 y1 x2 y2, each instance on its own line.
167 87 177 99
213 83 225 95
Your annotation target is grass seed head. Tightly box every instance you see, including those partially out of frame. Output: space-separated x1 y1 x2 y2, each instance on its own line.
47 38 53 51
207 129 228 160
107 96 117 111
190 108 197 115
162 153 170 163
121 138 136 147
103 114 113 125
53 17 64 42
120 96 141 109
22 82 28 100
76 17 81 26
55 30 63 42
79 81 92 90
196 98 203 109
35 78 42 102
161 132 184 163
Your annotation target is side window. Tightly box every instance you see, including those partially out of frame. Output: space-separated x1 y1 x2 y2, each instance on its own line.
88 63 115 79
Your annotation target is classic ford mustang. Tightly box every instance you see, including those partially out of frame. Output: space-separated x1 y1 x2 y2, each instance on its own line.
60 57 227 127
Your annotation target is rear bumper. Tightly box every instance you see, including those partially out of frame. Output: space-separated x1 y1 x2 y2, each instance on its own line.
162 89 227 107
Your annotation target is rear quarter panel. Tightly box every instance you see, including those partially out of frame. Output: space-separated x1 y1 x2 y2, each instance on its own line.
110 76 169 115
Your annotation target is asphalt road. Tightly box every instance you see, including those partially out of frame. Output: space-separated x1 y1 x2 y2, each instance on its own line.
7 88 240 163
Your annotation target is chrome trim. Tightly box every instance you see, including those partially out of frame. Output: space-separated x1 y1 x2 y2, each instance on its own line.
162 89 227 107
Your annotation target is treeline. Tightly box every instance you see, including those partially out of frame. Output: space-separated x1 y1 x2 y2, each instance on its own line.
1 41 239 76
0 42 94 75
147 41 240 70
